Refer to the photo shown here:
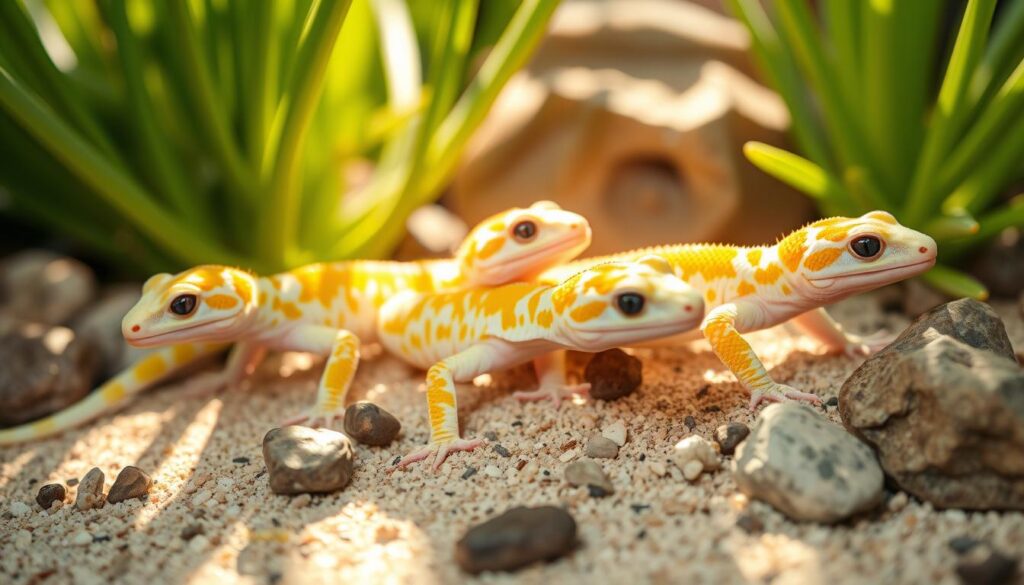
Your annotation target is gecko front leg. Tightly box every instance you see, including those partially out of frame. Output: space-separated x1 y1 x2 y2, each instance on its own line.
789 308 895 357
278 326 361 430
702 302 821 409
394 342 510 471
512 350 590 407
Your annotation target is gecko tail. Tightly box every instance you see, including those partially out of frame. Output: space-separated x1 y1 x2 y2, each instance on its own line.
0 343 229 446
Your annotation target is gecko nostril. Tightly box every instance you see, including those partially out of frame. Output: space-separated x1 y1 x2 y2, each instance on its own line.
131 325 140 333
919 246 928 254
684 305 692 312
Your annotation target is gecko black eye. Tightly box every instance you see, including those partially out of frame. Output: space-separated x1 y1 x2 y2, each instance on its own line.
512 220 537 242
169 294 198 316
615 292 645 316
849 235 883 259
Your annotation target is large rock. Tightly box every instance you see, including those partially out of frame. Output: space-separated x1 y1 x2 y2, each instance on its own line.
0 321 98 426
262 426 354 495
455 506 577 574
0 250 96 326
840 299 1024 510
733 403 884 523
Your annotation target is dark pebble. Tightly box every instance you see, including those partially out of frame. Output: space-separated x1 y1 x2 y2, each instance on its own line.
825 396 839 408
949 536 982 554
462 467 478 480
684 416 697 431
35 484 65 510
630 504 650 513
584 348 642 400
484 431 498 441
343 401 401 446
455 506 577 574
714 422 751 456
106 466 152 504
956 549 1018 585
735 513 764 534
92 535 111 543
66 478 78 487
493 444 511 458
515 460 527 471
232 457 250 465
181 524 204 540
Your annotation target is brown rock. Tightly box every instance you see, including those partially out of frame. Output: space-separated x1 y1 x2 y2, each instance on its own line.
565 459 614 497
0 322 98 426
75 467 105 511
840 299 1024 509
0 250 96 325
107 466 152 503
713 422 750 456
36 484 65 510
584 349 642 400
343 401 401 446
262 426 354 495
455 506 577 573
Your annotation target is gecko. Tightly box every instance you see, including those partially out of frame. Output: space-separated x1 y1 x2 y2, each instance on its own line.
377 256 706 470
535 211 937 408
0 202 592 445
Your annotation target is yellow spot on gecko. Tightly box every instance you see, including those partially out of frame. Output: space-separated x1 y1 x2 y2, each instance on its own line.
102 382 126 401
173 344 196 364
476 237 505 260
736 281 756 297
135 354 168 383
205 294 238 310
536 309 553 328
746 249 762 266
804 248 843 271
754 263 783 285
570 301 606 322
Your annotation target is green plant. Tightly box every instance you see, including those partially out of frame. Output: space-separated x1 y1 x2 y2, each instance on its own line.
0 0 558 275
728 0 1024 299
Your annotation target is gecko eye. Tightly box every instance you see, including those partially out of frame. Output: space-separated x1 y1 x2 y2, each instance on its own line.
849 235 883 260
615 292 645 316
512 220 537 242
169 294 198 316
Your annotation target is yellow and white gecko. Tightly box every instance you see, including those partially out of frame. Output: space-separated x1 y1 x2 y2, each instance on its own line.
0 203 591 445
537 211 937 407
378 256 705 470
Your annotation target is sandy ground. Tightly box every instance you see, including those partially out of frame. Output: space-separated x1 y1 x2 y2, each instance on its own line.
1 292 1022 585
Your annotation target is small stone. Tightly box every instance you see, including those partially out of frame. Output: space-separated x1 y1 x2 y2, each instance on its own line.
71 530 93 546
713 422 750 456
461 467 477 480
825 396 839 408
735 513 764 534
455 506 577 573
343 401 401 446
602 420 628 447
584 348 642 400
483 465 502 478
75 467 105 511
36 484 65 510
9 501 31 517
684 416 696 431
584 435 619 459
955 548 1019 585
558 449 577 463
181 524 204 541
647 461 667 477
565 459 614 496
493 444 511 458
734 404 884 523
484 431 498 441
0 251 97 325
106 466 152 504
671 435 720 482
262 426 354 495
949 536 982 554
232 457 250 465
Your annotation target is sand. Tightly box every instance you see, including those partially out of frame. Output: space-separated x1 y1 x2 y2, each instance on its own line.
2 292 1022 585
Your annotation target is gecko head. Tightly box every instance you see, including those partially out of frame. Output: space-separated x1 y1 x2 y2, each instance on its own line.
122 265 259 347
785 211 937 301
456 201 592 286
552 255 704 351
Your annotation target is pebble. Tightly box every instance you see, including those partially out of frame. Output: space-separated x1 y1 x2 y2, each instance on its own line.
343 401 401 446
584 434 619 459
493 444 511 458
602 420 628 447
0 250 97 325
735 513 764 534
671 435 720 482
106 466 152 504
455 506 577 573
461 467 477 480
9 501 31 517
955 548 1019 585
949 536 982 554
733 404 884 523
483 465 502 478
75 467 105 511
584 348 642 400
713 422 750 456
71 530 93 546
684 416 696 431
36 483 65 510
262 426 355 495
181 524 204 541
565 459 614 496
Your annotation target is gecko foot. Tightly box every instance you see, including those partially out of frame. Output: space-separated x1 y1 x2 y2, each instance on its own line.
281 407 346 430
513 383 591 408
749 384 822 410
392 437 484 472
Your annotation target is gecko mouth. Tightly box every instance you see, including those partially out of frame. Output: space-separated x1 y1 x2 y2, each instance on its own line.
124 316 235 346
806 258 935 289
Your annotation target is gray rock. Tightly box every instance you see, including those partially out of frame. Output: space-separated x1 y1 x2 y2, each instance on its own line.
75 467 105 511
36 483 65 510
106 466 152 503
584 348 642 400
71 286 150 377
733 403 884 523
343 401 401 446
714 422 750 456
0 322 98 426
455 506 577 573
955 547 1019 585
262 426 354 495
840 299 1024 510
565 459 614 497
584 434 619 459
0 251 97 326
